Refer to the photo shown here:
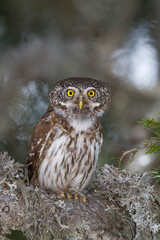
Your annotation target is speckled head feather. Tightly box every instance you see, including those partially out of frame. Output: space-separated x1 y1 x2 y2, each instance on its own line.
53 77 108 88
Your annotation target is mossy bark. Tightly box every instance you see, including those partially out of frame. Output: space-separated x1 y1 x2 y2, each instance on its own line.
0 152 160 240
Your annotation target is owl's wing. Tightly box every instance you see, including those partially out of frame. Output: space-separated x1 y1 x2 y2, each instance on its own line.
27 105 55 181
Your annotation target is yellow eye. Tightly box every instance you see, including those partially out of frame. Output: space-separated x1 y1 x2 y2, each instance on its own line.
67 89 75 97
88 90 95 97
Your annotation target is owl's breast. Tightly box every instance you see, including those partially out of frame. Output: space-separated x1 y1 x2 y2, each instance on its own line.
38 125 102 192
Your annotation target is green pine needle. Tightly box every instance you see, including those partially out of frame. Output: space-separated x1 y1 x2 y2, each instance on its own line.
138 113 160 181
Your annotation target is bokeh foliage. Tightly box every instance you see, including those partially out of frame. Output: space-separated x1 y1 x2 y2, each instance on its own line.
0 0 159 169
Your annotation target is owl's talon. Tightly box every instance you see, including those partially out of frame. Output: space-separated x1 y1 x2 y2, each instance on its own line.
58 192 73 199
79 196 87 203
58 192 87 203
74 193 79 200
58 192 66 198
73 193 87 203
66 193 73 199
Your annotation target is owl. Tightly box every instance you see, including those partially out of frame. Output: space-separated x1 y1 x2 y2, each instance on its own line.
27 77 111 195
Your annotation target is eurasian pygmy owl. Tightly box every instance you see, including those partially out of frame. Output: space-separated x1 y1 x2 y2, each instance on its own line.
27 78 111 193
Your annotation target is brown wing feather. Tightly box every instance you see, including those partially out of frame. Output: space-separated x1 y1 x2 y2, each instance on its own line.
27 105 55 182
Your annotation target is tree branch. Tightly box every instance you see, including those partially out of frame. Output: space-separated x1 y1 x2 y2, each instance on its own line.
0 152 160 240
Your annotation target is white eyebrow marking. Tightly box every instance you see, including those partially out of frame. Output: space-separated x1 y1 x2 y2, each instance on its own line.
86 87 96 90
67 87 78 91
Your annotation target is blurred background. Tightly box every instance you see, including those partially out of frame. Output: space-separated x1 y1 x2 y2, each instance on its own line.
0 0 160 172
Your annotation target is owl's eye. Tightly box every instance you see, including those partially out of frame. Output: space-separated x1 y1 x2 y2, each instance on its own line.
88 90 95 97
67 89 75 97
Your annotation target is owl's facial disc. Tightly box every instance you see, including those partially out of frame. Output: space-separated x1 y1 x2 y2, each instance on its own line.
61 87 102 120
50 78 111 120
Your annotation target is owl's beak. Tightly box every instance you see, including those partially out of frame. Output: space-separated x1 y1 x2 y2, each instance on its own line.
78 95 83 109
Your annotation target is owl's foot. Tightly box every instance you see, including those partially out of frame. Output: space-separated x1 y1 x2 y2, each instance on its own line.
58 192 87 203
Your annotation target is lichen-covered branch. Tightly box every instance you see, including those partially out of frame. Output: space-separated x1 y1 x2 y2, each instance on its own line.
0 152 160 240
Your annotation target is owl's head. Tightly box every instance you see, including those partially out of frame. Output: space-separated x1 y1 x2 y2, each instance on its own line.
50 78 111 120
